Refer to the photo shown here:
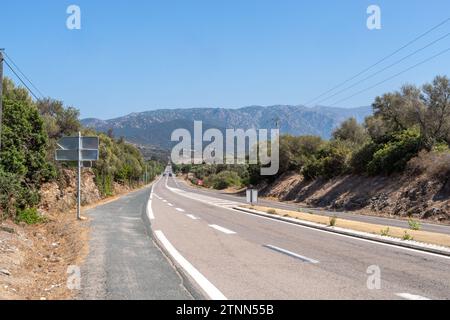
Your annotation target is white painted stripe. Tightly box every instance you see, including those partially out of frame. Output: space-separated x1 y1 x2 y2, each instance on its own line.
209 225 236 235
154 230 227 300
168 203 174 207
163 200 167 203
166 183 450 261
146 200 154 220
176 208 185 212
396 293 431 300
264 245 319 264
186 214 199 220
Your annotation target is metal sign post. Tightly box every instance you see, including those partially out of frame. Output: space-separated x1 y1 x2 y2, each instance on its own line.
56 132 99 220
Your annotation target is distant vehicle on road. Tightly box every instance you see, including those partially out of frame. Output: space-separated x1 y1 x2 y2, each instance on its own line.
169 173 173 177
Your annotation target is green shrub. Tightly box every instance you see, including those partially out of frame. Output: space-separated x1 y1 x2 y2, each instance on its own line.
380 227 390 237
408 218 421 231
402 231 414 241
301 141 351 180
350 142 379 173
367 128 422 175
205 170 241 190
16 208 46 225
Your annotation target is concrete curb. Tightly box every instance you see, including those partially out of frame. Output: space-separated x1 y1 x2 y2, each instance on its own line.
233 206 450 258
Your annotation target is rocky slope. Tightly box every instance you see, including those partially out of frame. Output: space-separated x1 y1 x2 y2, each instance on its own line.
260 171 450 222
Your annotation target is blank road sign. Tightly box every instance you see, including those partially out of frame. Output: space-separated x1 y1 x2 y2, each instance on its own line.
55 149 79 161
57 136 99 150
81 149 99 161
81 137 99 150
57 137 79 150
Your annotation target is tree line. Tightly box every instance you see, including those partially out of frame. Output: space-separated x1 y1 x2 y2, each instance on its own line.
0 77 163 221
175 76 450 190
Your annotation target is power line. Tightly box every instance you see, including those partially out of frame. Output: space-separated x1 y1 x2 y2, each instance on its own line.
314 32 450 105
3 59 40 100
328 47 450 107
3 52 46 98
304 17 450 106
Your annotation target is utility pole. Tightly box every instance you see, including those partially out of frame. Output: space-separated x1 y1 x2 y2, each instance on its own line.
0 49 4 151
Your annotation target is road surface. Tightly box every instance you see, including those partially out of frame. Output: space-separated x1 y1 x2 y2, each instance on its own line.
173 178 450 235
80 187 193 300
80 173 450 300
149 174 450 300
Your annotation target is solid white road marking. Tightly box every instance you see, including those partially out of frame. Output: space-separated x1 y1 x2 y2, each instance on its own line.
154 230 227 300
233 208 450 261
176 208 185 212
146 199 154 220
209 225 236 235
186 214 199 220
264 245 319 264
396 293 431 300
165 178 450 261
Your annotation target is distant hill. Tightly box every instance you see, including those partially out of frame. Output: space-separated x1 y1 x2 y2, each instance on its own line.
82 105 372 151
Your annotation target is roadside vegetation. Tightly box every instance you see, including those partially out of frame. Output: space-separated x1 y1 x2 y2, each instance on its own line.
177 76 450 196
0 77 163 222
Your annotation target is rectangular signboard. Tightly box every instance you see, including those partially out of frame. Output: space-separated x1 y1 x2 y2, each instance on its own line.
57 136 99 150
81 149 99 161
55 149 99 161
81 137 99 150
55 149 79 161
57 137 79 150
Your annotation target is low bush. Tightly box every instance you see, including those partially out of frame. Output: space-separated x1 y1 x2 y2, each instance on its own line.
329 215 337 227
367 128 422 175
16 208 46 225
204 170 241 190
380 227 390 237
408 218 421 231
301 140 352 180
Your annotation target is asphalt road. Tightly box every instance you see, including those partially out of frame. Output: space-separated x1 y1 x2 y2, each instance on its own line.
150 174 450 300
80 187 193 300
173 178 450 235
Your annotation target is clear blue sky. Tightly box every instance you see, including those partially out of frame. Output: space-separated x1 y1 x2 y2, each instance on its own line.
1 0 449 119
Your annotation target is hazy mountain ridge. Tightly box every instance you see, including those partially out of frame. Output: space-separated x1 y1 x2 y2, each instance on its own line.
82 105 372 150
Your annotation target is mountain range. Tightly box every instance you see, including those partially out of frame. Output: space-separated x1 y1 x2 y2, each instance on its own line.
82 105 372 152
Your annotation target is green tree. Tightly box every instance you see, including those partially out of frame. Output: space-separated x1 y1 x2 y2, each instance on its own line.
333 118 368 145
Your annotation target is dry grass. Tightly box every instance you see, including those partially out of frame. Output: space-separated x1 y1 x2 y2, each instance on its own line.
244 205 450 248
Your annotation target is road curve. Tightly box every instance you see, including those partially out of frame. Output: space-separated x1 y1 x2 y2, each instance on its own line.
149 175 450 300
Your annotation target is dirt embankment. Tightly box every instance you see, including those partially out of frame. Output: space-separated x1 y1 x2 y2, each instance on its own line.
260 171 450 223
0 169 134 300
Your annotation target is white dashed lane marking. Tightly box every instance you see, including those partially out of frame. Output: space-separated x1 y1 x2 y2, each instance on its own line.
396 293 431 300
209 225 236 235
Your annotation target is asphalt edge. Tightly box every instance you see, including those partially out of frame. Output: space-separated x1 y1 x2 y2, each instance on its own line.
233 206 450 258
